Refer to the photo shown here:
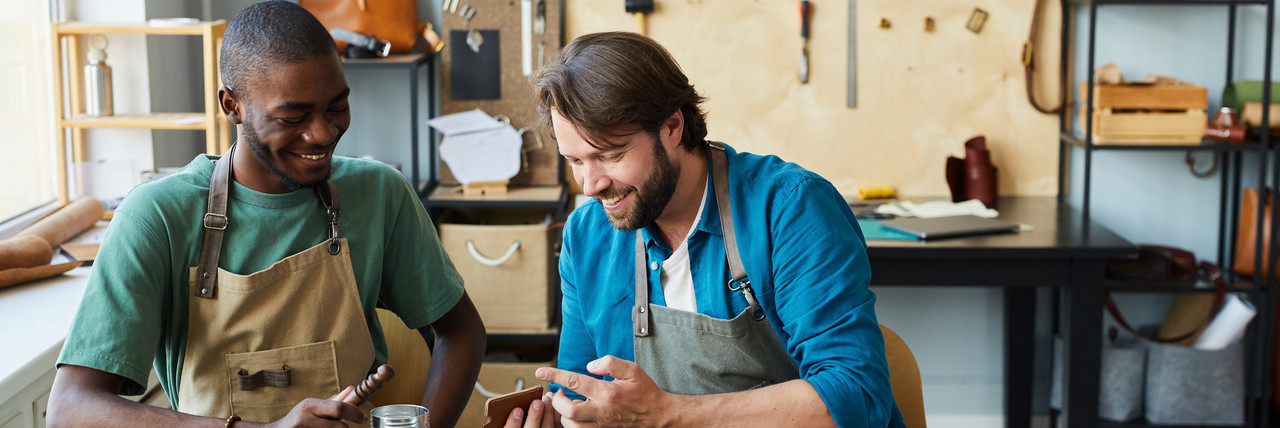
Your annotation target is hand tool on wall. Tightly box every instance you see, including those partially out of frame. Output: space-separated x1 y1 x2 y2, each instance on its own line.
799 0 811 84
522 0 533 75
534 0 546 34
626 0 654 36
846 0 857 107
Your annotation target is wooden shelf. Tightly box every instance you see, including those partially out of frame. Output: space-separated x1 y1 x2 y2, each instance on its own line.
51 20 230 203
54 20 226 36
427 184 568 210
63 113 213 130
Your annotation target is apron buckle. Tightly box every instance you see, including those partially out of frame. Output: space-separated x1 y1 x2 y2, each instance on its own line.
203 213 228 230
728 279 766 321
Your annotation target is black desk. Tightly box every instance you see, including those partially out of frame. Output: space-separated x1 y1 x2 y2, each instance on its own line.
865 197 1135 428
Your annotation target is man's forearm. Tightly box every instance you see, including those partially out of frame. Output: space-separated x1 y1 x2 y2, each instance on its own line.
668 379 836 428
420 294 487 427
421 324 486 426
48 368 227 428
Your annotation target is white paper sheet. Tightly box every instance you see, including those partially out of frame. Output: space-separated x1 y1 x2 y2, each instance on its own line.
426 109 505 136
439 124 523 184
1193 293 1256 350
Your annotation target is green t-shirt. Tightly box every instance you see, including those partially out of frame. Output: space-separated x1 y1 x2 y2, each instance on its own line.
57 154 464 407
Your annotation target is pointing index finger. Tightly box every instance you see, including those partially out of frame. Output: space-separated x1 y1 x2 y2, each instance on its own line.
536 367 605 398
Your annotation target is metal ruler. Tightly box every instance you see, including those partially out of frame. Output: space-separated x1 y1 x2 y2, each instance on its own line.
846 0 857 108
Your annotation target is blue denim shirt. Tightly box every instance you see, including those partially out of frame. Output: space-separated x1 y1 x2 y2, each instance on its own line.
557 143 904 428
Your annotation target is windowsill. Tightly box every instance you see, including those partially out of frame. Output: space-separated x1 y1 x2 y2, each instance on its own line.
0 266 90 405
0 201 61 241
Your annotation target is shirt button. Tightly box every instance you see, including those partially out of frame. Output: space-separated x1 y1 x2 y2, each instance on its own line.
650 262 659 270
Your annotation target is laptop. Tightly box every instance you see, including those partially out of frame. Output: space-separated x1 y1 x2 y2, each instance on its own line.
878 215 1019 240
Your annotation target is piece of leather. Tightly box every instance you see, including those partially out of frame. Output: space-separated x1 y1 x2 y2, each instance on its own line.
1024 0 1065 114
1233 187 1278 278
963 136 998 209
1204 125 1247 144
1104 260 1226 344
945 156 965 203
300 0 426 54
482 386 542 428
237 366 293 391
1106 245 1197 282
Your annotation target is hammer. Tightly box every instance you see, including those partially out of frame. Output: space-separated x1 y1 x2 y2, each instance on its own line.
625 0 654 36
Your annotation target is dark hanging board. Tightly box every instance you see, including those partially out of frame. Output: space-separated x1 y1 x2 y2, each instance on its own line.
440 0 564 186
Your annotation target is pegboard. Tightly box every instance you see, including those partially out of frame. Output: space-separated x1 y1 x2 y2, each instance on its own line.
439 0 564 186
565 1 1066 198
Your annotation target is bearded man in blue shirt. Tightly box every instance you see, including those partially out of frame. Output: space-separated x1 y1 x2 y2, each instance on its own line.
499 32 904 428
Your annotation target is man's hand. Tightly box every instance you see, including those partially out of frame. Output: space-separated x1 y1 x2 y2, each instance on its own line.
535 356 677 428
253 386 366 428
499 392 559 428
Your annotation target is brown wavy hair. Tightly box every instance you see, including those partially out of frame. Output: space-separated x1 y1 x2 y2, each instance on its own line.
533 32 708 153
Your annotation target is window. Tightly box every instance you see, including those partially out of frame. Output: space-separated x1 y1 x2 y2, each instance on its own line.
0 0 56 227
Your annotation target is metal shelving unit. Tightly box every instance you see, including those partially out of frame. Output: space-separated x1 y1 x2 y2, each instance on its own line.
1058 0 1275 426
340 53 436 196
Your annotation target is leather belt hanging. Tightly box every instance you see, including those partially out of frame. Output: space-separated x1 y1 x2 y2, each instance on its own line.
1024 0 1066 114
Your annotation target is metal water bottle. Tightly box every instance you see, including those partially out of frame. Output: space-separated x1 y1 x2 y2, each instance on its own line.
84 36 113 116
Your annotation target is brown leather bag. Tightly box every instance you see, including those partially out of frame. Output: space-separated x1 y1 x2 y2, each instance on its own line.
1233 188 1277 278
299 0 437 54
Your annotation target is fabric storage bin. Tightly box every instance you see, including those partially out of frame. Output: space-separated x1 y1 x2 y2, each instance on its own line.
1098 342 1146 423
1145 341 1244 425
456 345 555 427
439 208 557 332
1050 336 1147 423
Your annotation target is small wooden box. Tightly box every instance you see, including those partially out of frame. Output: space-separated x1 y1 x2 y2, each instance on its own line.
1084 108 1207 145
1080 82 1208 144
1086 82 1208 110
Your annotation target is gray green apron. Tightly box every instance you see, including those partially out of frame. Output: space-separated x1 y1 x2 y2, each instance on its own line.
630 141 800 395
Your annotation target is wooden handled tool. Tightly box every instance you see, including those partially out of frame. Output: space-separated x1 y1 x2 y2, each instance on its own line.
343 364 396 406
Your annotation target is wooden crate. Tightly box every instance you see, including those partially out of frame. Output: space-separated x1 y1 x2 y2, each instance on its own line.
1084 82 1208 110
1084 108 1207 145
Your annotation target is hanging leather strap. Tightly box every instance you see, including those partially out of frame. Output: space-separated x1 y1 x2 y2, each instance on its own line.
1024 0 1066 114
195 145 235 299
633 235 650 337
633 142 765 337
707 142 764 321
236 366 292 391
1103 261 1227 343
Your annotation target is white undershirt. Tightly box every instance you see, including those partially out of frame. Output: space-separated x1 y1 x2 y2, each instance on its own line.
659 184 708 313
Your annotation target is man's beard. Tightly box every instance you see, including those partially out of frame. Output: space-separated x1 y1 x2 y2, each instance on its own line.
241 121 329 191
600 137 680 231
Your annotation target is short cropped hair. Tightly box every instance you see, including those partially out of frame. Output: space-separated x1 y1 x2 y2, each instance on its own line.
533 32 708 153
219 1 338 98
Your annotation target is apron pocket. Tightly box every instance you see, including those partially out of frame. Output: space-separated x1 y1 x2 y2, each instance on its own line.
225 340 341 422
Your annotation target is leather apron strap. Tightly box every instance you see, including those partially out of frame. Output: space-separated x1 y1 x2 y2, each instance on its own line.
195 145 234 299
633 141 763 337
629 142 800 395
181 147 374 423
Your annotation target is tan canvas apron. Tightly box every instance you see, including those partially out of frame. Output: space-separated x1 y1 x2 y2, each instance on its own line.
177 146 377 424
631 142 800 395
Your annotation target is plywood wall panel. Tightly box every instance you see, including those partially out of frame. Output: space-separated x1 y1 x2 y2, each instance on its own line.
566 0 1064 197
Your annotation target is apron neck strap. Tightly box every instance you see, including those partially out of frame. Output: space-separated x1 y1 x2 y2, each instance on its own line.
195 144 235 299
195 146 344 299
708 142 747 282
633 142 761 336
